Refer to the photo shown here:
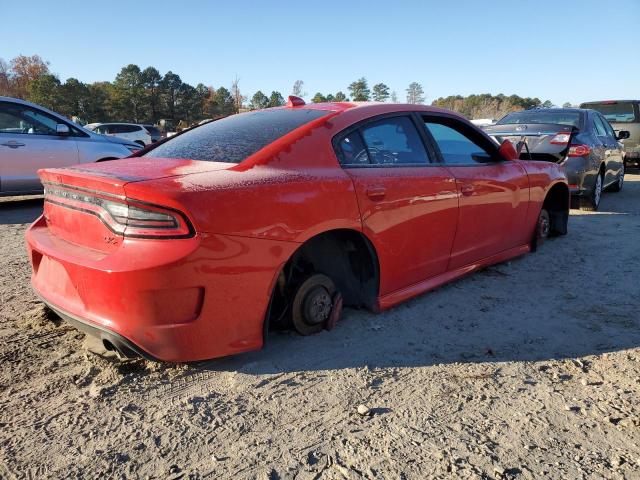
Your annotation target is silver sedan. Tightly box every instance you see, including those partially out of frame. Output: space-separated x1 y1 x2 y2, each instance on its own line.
0 96 140 196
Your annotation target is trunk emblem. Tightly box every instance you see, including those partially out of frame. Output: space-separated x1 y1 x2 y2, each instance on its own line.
515 125 528 131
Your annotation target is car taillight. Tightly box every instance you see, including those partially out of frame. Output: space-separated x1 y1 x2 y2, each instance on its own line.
43 184 194 239
550 133 571 145
567 144 591 157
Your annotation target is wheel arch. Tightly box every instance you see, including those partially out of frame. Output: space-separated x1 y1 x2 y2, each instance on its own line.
264 228 380 335
543 181 570 235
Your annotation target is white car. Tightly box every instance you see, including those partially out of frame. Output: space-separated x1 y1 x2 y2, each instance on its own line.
0 97 140 196
85 122 153 147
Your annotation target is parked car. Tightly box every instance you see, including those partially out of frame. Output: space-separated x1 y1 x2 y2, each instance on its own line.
26 99 569 362
0 97 141 196
579 100 640 168
485 108 629 211
142 124 162 143
84 122 152 146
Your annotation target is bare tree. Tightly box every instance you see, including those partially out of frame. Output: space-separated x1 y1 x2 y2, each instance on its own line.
390 91 398 103
291 80 306 98
231 76 245 112
0 58 11 96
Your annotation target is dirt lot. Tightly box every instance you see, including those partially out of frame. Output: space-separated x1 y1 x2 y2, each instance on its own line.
1 175 639 480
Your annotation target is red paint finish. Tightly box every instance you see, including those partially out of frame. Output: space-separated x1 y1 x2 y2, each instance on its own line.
26 103 568 362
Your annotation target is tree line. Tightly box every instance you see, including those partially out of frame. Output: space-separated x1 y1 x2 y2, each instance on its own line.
1 55 559 127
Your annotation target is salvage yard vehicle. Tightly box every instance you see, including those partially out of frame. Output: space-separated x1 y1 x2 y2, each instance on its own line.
485 108 629 211
26 98 569 362
84 122 153 147
0 97 141 196
580 100 640 169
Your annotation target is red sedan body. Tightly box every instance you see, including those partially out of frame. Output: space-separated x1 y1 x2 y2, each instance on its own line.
26 102 569 362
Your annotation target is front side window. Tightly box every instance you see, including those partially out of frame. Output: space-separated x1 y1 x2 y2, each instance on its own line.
0 102 57 135
424 121 493 165
359 116 429 165
600 115 616 138
145 108 330 163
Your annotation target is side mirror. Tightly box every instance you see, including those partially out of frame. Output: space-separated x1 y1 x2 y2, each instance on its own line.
616 130 630 140
498 139 518 161
56 123 70 135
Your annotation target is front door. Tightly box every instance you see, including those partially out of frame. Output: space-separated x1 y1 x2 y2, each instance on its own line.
335 114 459 296
0 101 79 193
422 116 530 270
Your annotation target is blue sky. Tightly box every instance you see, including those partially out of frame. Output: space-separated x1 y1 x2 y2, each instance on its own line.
2 0 638 106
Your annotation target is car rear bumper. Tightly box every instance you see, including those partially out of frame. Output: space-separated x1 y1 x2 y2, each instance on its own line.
26 215 297 362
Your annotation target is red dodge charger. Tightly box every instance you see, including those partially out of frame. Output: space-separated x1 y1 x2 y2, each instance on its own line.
26 99 569 362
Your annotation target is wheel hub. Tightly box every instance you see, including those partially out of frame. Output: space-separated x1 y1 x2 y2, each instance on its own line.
303 286 332 325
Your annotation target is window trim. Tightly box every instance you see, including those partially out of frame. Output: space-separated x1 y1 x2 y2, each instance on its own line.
332 112 438 168
0 101 88 138
419 113 505 167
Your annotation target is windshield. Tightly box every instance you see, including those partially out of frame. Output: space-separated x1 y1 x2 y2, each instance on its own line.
144 109 330 163
497 111 581 127
582 102 637 123
144 126 160 135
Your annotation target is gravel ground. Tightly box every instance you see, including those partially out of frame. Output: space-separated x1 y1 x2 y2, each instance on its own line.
1 176 639 480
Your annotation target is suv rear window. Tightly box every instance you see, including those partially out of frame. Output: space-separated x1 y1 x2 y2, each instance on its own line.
144 109 329 163
497 110 581 127
581 102 637 123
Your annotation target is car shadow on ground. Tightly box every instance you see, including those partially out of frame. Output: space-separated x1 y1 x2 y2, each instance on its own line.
0 197 43 225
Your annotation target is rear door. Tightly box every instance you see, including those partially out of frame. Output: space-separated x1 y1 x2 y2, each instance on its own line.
422 115 530 270
592 113 614 184
335 114 459 296
597 113 624 183
0 101 79 193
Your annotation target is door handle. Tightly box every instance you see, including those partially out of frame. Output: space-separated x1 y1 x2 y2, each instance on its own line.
461 184 474 197
366 186 386 200
1 141 26 148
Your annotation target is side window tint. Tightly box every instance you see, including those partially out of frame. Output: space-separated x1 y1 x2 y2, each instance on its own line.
339 132 369 165
600 115 616 138
425 122 492 164
0 103 56 135
360 116 429 165
593 116 607 136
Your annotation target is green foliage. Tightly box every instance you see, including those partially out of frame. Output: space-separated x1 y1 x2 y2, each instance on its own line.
311 92 326 103
431 93 543 119
334 91 348 102
250 90 270 109
406 82 425 104
348 78 370 101
372 83 390 102
268 91 285 107
26 74 61 111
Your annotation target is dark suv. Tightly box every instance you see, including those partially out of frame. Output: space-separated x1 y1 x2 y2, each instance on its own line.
580 100 640 168
485 108 629 211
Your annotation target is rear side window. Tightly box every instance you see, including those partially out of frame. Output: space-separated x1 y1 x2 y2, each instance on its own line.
338 133 370 165
425 122 493 164
145 109 329 163
359 116 429 165
593 115 607 137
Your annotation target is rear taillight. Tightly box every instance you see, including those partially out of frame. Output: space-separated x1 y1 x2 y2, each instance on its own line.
550 133 571 145
568 144 591 157
43 183 194 239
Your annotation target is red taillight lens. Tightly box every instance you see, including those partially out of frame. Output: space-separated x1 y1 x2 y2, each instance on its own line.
568 144 591 157
43 184 194 239
550 133 571 145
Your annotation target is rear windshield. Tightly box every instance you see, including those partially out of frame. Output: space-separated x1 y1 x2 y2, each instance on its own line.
497 110 581 127
581 102 637 123
144 109 329 163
